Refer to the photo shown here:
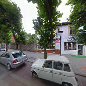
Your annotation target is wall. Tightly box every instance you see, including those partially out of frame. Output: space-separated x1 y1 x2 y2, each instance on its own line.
56 25 78 55
83 45 86 56
10 44 37 51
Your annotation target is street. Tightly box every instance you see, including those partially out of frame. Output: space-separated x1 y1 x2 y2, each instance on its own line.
0 61 60 86
0 51 86 86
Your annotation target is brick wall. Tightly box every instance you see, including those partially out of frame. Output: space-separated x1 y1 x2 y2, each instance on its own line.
10 44 37 51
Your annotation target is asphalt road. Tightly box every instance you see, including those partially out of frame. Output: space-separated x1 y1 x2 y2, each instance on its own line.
0 61 60 86
0 51 86 86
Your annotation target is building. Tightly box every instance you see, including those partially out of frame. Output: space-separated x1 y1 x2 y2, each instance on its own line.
55 22 86 56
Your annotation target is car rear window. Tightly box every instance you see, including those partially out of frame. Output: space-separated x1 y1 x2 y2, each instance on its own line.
12 52 22 58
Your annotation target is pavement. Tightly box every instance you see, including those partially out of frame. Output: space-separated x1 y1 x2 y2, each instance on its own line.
64 54 86 77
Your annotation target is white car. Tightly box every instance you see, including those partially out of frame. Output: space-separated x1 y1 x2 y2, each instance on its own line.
31 55 78 86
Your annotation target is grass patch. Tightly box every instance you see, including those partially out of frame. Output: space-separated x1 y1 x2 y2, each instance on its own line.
73 56 86 58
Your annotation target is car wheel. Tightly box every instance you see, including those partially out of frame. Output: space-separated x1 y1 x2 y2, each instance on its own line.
7 64 11 70
62 83 72 86
32 71 38 78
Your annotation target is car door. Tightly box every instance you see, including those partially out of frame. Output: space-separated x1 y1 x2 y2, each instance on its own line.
53 61 63 84
38 60 53 81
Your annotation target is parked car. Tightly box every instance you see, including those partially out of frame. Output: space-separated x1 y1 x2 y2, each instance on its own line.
0 48 6 51
31 55 78 86
0 48 6 56
0 50 28 70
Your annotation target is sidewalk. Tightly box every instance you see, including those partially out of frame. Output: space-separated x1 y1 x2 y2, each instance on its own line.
63 54 86 77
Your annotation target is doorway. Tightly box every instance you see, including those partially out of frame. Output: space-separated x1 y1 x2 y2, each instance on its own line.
78 45 83 55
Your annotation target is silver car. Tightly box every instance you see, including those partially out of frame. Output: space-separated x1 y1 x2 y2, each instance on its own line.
0 48 6 51
0 51 28 70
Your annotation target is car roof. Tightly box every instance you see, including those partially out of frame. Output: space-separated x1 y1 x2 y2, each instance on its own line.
47 55 69 63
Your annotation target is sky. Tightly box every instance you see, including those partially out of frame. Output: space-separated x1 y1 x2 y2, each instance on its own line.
11 0 71 34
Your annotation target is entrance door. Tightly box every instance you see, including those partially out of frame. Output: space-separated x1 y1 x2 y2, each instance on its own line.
78 45 83 55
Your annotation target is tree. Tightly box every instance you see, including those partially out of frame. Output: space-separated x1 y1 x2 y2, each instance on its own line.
77 30 86 45
28 0 62 59
0 0 23 51
26 33 38 45
0 25 12 51
67 0 86 44
15 30 27 51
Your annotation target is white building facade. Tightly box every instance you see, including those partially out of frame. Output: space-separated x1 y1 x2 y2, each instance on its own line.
55 22 86 56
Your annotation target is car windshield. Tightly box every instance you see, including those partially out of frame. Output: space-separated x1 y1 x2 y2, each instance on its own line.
12 52 22 58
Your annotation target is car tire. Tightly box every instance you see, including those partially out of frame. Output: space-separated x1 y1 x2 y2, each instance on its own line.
32 71 38 78
62 82 73 86
7 64 11 70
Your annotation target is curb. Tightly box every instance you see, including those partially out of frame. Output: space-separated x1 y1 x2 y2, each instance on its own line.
75 73 86 77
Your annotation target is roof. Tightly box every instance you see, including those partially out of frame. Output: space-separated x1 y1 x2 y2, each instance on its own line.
47 55 69 63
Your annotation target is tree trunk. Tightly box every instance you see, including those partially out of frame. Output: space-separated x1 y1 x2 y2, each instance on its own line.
44 48 47 59
6 43 8 52
16 43 18 49
20 43 22 51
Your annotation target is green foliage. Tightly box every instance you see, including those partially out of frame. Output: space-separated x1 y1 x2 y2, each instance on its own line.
26 34 38 45
28 0 62 49
0 0 23 45
15 31 38 45
16 31 27 45
77 30 86 45
67 0 86 45
0 25 12 44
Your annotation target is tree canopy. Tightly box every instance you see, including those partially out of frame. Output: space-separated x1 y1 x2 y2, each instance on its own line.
67 0 86 44
26 33 38 45
0 0 23 50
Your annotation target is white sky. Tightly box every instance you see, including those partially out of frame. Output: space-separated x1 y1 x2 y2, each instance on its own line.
11 0 71 34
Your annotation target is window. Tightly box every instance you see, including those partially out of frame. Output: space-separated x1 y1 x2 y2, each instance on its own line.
44 61 52 68
70 29 74 35
64 64 71 72
12 52 22 58
64 42 76 50
53 62 63 70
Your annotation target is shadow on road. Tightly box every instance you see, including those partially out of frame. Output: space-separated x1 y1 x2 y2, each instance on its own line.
11 63 27 72
34 78 60 86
